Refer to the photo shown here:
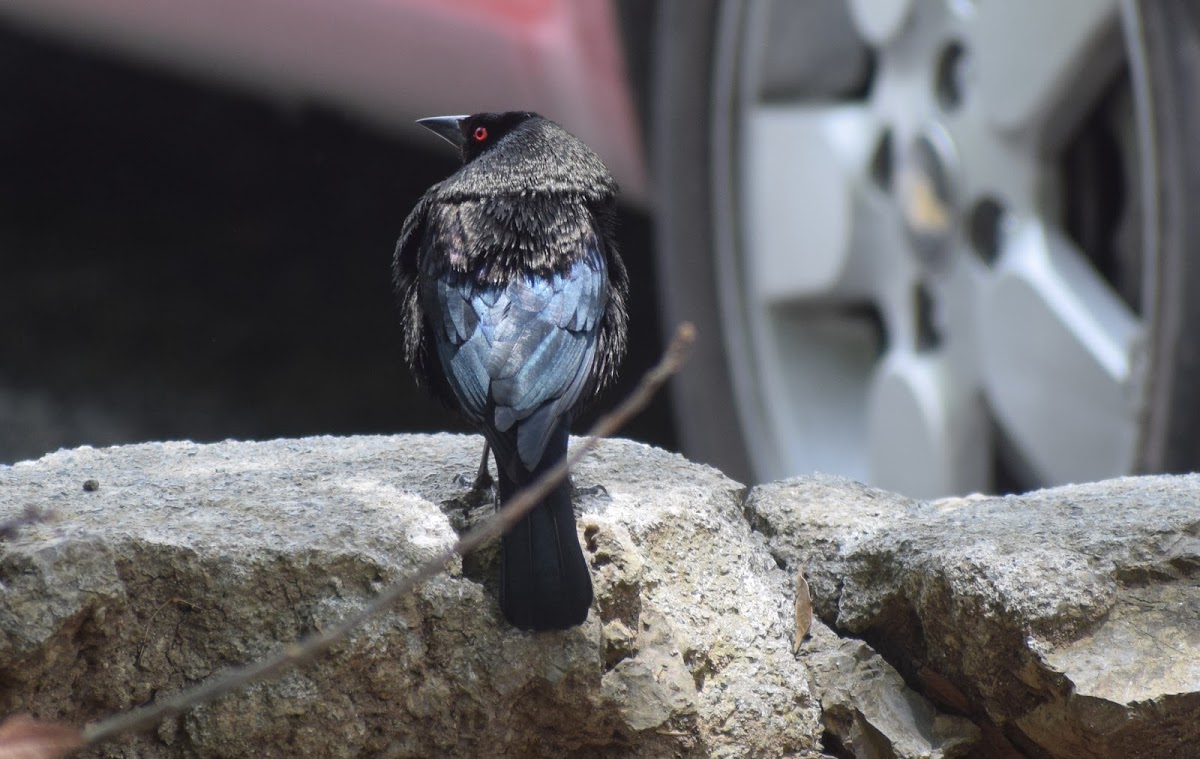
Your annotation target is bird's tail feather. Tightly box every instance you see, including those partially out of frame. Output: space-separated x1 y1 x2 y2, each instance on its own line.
495 428 592 631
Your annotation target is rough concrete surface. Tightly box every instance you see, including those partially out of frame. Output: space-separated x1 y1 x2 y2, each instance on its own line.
1 435 824 758
8 436 1200 758
799 620 979 759
749 473 1200 759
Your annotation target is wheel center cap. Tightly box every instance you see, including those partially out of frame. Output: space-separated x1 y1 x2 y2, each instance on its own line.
898 125 959 266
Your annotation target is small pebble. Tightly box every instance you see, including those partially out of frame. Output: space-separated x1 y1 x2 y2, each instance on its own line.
83 479 99 492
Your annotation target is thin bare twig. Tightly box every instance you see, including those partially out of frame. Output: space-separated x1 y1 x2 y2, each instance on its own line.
81 322 696 749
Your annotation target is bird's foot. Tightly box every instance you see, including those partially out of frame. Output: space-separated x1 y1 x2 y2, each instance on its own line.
453 440 494 505
573 483 609 499
571 483 611 516
452 472 496 509
471 468 494 492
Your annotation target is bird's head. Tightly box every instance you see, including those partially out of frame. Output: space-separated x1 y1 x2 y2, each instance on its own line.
416 111 539 164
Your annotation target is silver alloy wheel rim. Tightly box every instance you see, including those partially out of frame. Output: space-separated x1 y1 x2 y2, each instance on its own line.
712 0 1152 497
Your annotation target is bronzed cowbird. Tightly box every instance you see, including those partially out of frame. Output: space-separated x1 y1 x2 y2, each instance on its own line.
393 112 628 630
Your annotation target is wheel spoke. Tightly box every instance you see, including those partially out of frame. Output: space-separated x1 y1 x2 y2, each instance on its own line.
745 0 872 101
867 350 991 499
847 0 915 45
971 0 1121 144
979 219 1142 485
740 104 886 304
755 310 880 483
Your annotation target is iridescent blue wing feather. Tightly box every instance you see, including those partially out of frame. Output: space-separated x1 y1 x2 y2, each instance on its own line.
427 239 608 473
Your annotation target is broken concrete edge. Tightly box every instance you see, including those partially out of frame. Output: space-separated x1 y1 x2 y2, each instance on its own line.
746 471 1200 759
11 434 1132 754
2 435 829 757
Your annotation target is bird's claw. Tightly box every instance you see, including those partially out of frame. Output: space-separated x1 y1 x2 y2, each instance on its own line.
571 483 611 516
452 473 495 508
573 483 609 499
471 469 494 492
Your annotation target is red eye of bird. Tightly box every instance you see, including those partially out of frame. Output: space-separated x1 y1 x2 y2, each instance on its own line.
473 126 488 142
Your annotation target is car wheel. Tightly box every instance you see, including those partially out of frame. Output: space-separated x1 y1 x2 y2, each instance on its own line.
653 0 1200 497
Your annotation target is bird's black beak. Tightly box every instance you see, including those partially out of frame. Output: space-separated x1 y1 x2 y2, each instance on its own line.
417 115 469 150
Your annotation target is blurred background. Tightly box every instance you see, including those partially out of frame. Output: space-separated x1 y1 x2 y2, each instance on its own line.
1 0 1198 499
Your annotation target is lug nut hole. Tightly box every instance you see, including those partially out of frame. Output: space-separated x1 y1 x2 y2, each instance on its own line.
870 129 894 191
935 42 968 111
967 196 1007 266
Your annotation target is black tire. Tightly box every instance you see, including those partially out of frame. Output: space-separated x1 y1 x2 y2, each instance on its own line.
650 0 752 484
1136 0 1200 474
